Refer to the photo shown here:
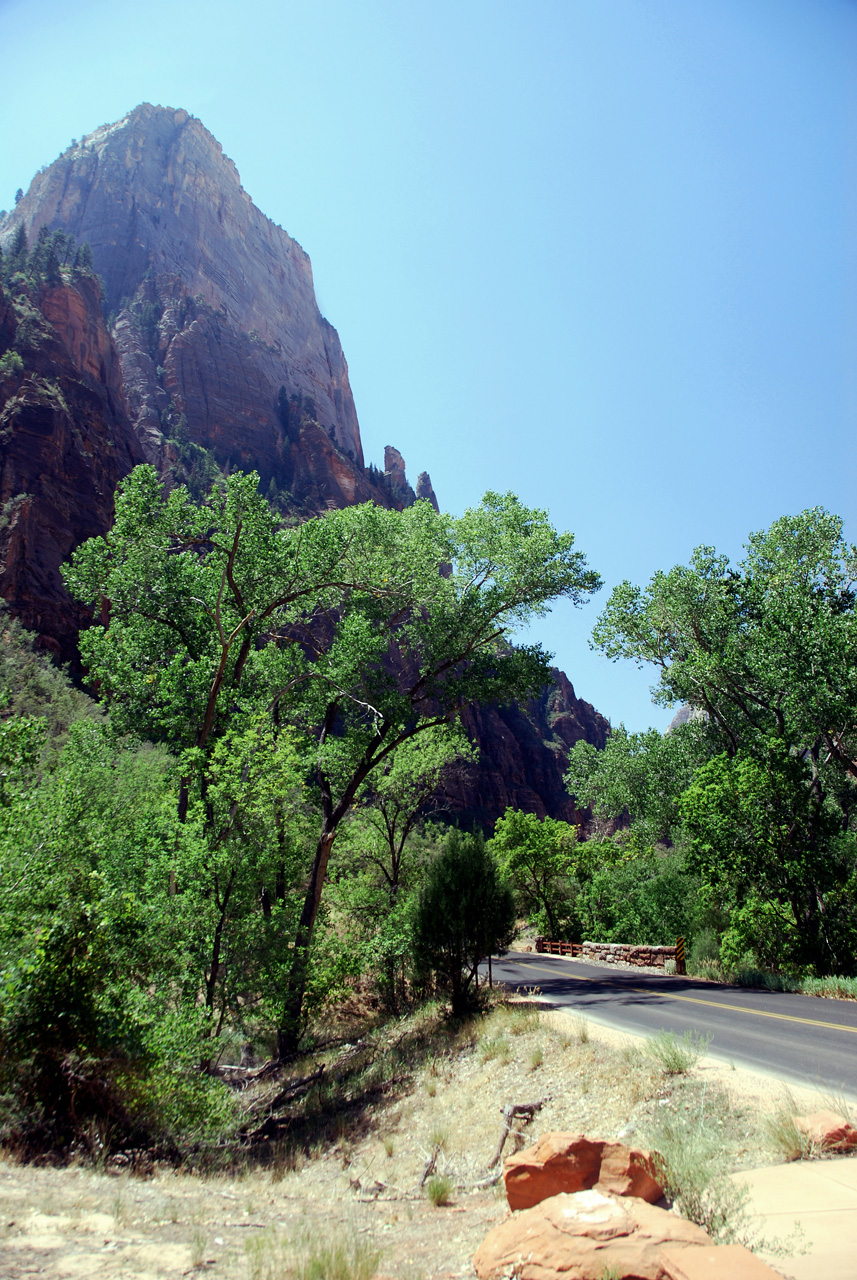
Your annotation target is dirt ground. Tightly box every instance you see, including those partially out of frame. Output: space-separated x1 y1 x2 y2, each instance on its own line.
0 999 842 1279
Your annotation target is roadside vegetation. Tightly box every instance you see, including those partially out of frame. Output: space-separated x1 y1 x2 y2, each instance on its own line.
0 461 854 1171
560 509 857 990
0 468 598 1159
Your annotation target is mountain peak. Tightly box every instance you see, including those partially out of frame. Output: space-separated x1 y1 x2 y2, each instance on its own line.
2 104 365 475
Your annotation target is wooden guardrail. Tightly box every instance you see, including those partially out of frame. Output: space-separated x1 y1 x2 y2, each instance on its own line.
535 939 583 957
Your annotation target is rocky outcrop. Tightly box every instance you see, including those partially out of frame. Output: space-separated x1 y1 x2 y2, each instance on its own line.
504 1133 662 1211
474 1188 781 1280
0 274 143 663
416 470 439 511
0 104 380 509
383 444 416 506
0 105 612 822
794 1111 857 1152
440 668 609 827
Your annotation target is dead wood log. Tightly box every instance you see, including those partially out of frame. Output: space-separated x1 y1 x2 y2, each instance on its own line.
242 1064 325 1134
419 1146 439 1188
486 1097 549 1170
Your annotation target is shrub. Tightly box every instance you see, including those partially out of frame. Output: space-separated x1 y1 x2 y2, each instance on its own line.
426 1173 454 1206
643 1030 710 1075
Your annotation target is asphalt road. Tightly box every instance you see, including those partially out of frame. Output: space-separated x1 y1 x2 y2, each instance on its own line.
489 951 857 1099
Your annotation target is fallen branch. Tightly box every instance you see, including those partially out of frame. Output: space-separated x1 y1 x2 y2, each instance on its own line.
419 1145 440 1188
486 1097 549 1170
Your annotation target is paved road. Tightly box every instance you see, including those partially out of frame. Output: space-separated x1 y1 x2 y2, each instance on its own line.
490 951 857 1099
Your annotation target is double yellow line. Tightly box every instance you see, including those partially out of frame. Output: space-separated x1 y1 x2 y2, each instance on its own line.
508 959 857 1035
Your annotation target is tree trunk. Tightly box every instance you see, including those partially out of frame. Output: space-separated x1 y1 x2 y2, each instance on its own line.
276 829 336 1058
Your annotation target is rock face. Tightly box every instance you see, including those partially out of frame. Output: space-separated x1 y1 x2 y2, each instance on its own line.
441 668 609 825
383 444 416 506
0 274 143 662
1 103 381 509
415 470 439 511
473 1189 712 1280
503 1133 663 1212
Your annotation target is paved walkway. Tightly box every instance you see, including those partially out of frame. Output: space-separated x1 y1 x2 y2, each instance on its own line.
737 1155 857 1279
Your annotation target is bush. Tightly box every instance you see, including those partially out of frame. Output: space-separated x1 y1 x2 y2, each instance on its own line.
426 1173 454 1206
412 831 515 1016
643 1030 710 1076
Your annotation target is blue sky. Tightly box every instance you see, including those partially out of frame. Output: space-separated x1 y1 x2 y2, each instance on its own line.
1 0 854 730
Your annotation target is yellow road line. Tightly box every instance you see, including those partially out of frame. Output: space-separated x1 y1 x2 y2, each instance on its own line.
505 959 857 1035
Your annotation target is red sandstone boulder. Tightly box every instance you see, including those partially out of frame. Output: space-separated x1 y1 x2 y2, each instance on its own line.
473 1189 711 1280
794 1110 857 1151
660 1243 783 1279
504 1133 663 1211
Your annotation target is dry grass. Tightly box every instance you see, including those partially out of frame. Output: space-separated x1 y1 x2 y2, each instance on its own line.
0 995 837 1277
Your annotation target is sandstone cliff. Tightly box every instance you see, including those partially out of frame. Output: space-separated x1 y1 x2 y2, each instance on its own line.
445 669 609 827
0 104 382 510
0 105 606 822
0 267 143 663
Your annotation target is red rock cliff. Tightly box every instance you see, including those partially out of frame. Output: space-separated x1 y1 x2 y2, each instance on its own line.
2 104 382 510
0 272 143 663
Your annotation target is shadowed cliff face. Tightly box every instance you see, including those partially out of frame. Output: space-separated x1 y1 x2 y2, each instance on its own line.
443 669 609 828
1 103 380 508
0 274 144 663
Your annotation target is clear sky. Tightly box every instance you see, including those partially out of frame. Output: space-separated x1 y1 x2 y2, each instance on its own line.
1 0 854 731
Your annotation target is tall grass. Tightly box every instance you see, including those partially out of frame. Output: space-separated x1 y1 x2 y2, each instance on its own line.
643 1030 711 1076
686 958 857 1001
246 1227 380 1280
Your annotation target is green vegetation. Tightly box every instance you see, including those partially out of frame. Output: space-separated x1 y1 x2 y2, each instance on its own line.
412 831 515 1015
0 464 598 1156
0 224 102 380
426 1172 454 1206
564 507 857 982
642 1030 711 1076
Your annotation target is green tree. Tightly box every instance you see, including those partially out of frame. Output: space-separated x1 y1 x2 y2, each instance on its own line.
592 508 857 779
565 721 711 845
412 831 515 1015
65 467 600 1055
587 508 857 973
352 726 476 907
490 808 579 938
679 744 857 973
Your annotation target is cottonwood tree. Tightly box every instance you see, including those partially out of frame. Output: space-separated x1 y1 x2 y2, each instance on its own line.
587 508 857 973
66 467 600 1055
349 726 477 907
490 807 579 939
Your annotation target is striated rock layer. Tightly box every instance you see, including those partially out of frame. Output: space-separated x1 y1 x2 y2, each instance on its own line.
446 669 609 825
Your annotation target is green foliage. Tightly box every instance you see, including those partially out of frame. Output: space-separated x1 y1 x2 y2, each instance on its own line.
0 224 96 294
582 508 857 975
566 720 711 845
490 807 579 938
573 841 704 946
0 349 23 378
426 1172 454 1205
412 831 515 1015
0 715 243 1151
65 466 599 1052
680 744 857 973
